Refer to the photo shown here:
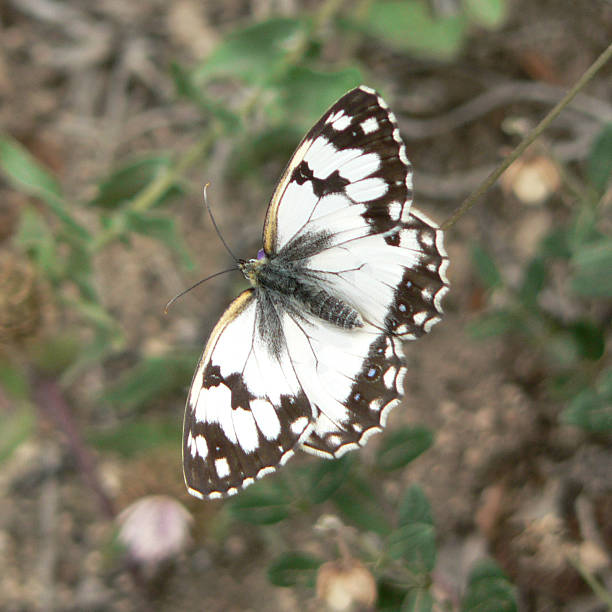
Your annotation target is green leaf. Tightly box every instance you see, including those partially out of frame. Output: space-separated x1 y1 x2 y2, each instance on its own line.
0 135 61 198
0 135 90 240
402 588 433 612
0 361 30 399
193 18 308 85
29 334 82 376
88 418 181 457
468 310 520 339
124 211 195 269
170 63 242 130
228 486 291 525
89 155 182 209
587 123 612 194
332 474 391 535
308 454 353 504
472 244 502 290
267 552 322 587
519 257 547 306
376 426 433 471
464 0 508 29
0 403 35 463
461 559 517 612
561 369 612 432
571 239 612 297
362 0 467 60
539 228 571 259
277 66 363 131
387 524 436 573
15 207 61 280
398 485 434 527
389 486 436 573
378 581 411 610
567 320 605 361
102 353 200 411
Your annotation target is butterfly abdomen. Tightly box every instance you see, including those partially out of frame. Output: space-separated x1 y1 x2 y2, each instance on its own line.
305 289 363 329
251 259 363 330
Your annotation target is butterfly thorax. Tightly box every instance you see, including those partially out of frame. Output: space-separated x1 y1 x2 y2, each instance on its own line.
240 256 363 330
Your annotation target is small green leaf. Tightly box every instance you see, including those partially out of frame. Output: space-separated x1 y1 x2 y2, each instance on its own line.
277 66 363 131
376 426 433 471
0 361 30 399
571 239 612 297
228 486 291 525
472 244 502 290
0 403 35 463
308 454 353 504
390 486 436 573
0 135 61 198
402 588 433 612
387 524 436 573
587 123 612 194
461 559 517 612
332 474 391 535
464 0 508 29
29 334 82 376
102 353 200 411
15 207 61 280
519 257 547 306
267 552 322 587
561 369 612 432
468 310 520 339
90 156 182 209
89 418 181 457
362 0 467 60
398 485 433 527
567 320 605 361
193 18 308 85
0 135 90 239
124 211 194 269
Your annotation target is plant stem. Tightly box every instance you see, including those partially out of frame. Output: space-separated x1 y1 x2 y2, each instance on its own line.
441 41 612 231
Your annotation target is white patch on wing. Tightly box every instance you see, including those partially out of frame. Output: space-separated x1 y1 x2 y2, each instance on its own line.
360 116 379 134
232 407 260 453
304 136 361 179
345 177 388 202
339 152 380 182
215 457 230 479
275 181 318 250
195 435 208 459
250 399 281 440
332 114 352 131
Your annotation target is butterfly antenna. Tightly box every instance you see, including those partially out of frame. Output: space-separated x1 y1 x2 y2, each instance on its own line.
203 183 239 262
164 268 237 314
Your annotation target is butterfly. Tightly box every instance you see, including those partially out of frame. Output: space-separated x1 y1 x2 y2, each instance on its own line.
183 86 449 499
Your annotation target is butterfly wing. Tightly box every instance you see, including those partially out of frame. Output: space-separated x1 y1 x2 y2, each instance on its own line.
183 290 314 499
261 86 449 456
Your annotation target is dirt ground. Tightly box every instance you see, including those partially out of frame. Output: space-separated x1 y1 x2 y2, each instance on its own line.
1 1 611 611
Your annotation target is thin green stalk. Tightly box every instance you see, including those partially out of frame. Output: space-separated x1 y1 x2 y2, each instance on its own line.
567 555 612 610
442 41 612 231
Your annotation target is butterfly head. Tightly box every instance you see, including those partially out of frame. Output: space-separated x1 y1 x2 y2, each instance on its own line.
238 253 268 287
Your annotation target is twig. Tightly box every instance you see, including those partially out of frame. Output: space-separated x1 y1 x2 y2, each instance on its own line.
34 378 116 519
441 41 612 231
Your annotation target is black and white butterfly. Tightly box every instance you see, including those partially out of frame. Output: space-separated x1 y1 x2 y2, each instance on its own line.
183 86 449 500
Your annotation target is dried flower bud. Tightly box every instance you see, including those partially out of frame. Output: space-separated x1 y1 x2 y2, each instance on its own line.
316 559 377 611
117 495 192 569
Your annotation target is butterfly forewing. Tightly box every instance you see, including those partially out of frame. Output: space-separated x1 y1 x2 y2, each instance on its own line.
183 86 449 499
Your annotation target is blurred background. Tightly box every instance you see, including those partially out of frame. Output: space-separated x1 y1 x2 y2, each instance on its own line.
1 1 611 610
